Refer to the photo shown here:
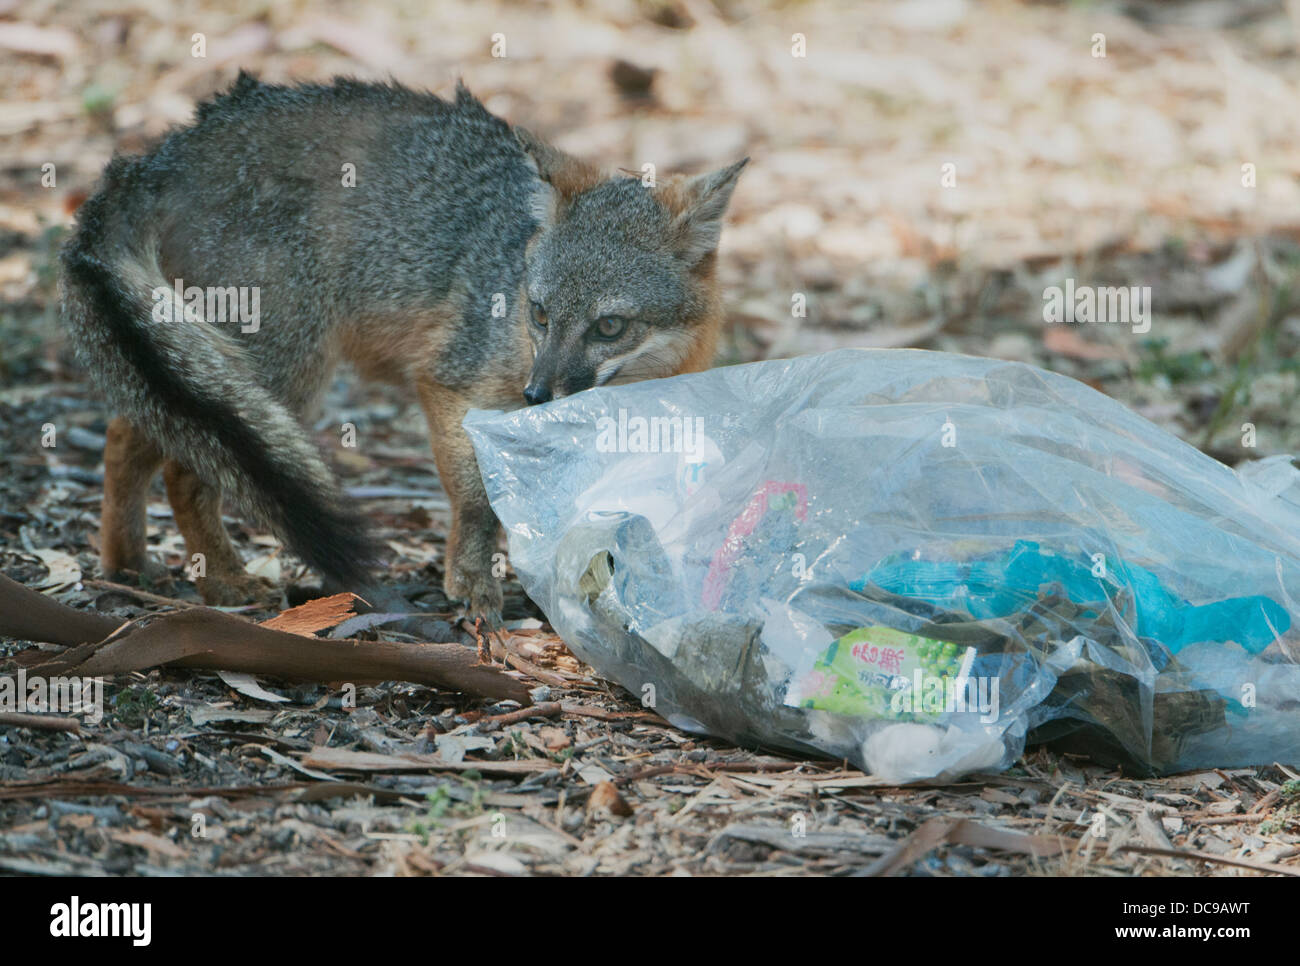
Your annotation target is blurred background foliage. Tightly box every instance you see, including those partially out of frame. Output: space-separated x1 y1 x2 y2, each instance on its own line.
4 0 1300 460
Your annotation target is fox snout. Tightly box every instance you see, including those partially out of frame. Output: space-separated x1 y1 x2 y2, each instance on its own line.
522 379 551 406
522 368 593 405
523 348 596 405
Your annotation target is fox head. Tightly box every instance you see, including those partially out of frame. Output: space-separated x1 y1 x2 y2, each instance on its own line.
515 128 746 404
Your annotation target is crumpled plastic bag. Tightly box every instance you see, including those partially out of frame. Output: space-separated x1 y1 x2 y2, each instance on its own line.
464 348 1300 782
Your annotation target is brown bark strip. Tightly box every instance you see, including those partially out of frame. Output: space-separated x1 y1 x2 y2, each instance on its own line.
0 573 120 646
260 593 360 636
65 609 529 702
0 574 530 703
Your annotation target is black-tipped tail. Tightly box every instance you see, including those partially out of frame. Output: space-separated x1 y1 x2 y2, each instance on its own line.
61 203 381 592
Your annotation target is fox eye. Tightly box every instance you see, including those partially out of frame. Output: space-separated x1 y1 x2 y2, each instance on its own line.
594 316 626 340
530 301 548 328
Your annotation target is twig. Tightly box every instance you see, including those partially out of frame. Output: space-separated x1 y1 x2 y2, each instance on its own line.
478 701 562 730
501 647 569 687
560 702 666 724
84 579 202 609
1189 814 1264 825
0 711 80 733
0 779 312 801
1249 788 1282 814
615 759 808 785
1118 844 1300 877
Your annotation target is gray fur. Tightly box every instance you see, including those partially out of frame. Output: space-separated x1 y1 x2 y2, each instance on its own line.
60 73 745 603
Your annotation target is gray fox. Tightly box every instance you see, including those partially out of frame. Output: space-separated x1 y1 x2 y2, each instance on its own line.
60 73 746 620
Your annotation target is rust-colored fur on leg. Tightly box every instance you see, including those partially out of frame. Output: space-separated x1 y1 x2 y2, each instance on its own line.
100 416 163 578
415 378 505 620
163 460 277 606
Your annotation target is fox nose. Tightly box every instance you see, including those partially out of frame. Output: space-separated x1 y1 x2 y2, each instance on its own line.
523 381 552 406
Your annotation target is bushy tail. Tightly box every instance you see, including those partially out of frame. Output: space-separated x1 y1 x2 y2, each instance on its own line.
60 192 379 590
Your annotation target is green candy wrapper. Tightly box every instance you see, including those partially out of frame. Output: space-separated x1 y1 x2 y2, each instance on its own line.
786 626 976 722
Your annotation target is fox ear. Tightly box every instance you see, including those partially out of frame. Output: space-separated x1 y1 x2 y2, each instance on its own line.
664 157 749 265
515 126 603 227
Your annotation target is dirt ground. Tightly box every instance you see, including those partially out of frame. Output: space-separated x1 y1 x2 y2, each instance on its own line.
3 0 1300 876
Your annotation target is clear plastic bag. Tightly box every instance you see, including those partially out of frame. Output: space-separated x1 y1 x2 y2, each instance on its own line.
464 349 1300 781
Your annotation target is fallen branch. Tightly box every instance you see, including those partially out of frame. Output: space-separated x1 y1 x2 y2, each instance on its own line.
0 573 119 646
0 573 530 703
47 608 529 702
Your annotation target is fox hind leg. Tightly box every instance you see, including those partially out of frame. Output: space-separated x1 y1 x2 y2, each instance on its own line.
100 416 165 580
163 459 278 606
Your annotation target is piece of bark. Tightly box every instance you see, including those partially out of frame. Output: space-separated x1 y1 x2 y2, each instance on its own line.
38 608 530 702
0 575 530 702
261 593 360 636
0 573 120 646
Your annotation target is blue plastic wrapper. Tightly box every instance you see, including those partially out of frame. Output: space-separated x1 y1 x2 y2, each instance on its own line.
464 348 1300 782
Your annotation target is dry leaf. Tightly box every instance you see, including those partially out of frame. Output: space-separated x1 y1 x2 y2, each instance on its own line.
587 781 634 817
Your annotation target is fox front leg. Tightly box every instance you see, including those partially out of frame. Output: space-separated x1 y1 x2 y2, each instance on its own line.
444 478 504 624
415 379 505 624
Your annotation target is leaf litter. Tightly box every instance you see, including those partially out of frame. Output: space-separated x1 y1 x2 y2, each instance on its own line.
4 0 1300 875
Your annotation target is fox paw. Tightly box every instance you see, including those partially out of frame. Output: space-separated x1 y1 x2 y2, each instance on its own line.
444 565 504 629
196 572 281 608
105 559 171 586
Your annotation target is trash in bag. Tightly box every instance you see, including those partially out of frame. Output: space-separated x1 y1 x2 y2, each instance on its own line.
464 348 1300 782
